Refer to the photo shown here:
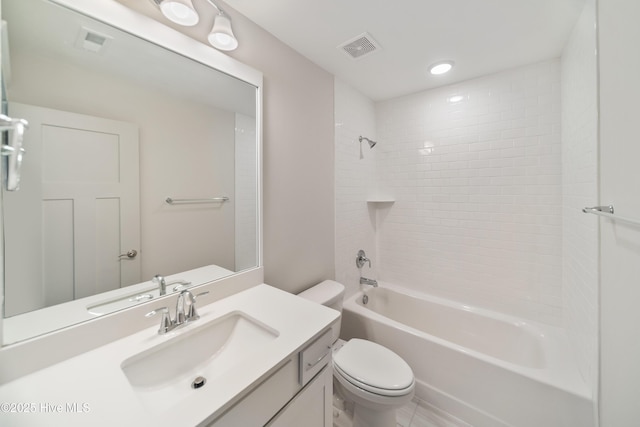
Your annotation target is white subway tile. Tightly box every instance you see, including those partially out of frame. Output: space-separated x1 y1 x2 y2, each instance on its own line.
338 61 568 334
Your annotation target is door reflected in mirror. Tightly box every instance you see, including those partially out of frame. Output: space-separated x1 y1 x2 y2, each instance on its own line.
1 0 260 344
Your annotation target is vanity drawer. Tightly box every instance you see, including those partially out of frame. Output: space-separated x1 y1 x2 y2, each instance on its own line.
299 329 333 385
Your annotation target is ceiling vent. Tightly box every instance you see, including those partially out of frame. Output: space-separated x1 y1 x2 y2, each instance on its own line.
74 27 113 54
338 32 381 60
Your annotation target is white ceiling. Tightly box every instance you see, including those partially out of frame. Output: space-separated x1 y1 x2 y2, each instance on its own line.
5 0 256 116
223 0 586 101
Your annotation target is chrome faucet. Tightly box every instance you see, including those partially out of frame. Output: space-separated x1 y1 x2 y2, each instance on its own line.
153 275 166 295
152 274 192 296
357 250 377 287
176 290 200 324
146 289 209 335
360 277 378 287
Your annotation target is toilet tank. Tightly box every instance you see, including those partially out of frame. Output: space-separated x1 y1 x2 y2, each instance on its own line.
297 280 345 343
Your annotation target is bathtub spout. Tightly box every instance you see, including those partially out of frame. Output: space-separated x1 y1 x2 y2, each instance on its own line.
360 277 378 287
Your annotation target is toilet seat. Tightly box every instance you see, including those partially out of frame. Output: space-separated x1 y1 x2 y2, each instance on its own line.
333 339 414 397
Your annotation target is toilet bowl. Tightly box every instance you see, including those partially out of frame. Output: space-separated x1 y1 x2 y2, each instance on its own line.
333 338 415 427
298 280 415 427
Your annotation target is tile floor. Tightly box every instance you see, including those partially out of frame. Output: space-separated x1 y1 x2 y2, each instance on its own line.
334 397 471 427
396 398 472 427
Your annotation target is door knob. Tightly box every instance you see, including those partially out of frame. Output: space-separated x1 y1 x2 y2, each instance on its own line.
119 249 138 259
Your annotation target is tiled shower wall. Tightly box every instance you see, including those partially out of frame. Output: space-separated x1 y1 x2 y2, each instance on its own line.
374 60 563 326
561 0 598 394
335 10 597 396
334 79 378 297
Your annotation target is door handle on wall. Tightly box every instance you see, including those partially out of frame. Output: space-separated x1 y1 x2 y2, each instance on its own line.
0 114 29 191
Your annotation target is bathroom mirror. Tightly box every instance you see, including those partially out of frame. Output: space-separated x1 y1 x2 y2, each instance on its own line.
0 0 261 344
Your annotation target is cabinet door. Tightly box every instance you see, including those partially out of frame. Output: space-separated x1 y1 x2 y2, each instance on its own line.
267 366 332 427
206 358 299 427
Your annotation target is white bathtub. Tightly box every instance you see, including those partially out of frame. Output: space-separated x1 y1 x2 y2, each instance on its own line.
340 284 594 427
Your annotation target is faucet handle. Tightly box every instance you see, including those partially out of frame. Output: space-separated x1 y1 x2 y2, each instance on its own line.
146 307 173 334
169 279 192 292
186 291 210 321
356 249 372 268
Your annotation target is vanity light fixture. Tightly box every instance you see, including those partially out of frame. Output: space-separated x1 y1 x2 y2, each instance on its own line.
429 60 454 75
207 8 238 51
155 0 199 26
151 0 239 51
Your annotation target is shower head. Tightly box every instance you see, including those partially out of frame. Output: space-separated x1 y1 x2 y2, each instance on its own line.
359 135 377 148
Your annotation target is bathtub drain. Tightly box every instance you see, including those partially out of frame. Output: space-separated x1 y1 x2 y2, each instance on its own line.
362 295 368 305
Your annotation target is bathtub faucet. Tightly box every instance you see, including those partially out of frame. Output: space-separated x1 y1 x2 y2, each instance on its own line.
360 277 378 287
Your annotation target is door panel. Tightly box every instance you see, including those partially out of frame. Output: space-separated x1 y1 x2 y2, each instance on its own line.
42 198 74 307
3 103 140 315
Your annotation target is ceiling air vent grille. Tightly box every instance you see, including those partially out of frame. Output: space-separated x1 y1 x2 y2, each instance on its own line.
338 33 381 60
74 27 113 54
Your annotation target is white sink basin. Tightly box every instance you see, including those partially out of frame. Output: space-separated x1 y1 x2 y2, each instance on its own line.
121 311 279 411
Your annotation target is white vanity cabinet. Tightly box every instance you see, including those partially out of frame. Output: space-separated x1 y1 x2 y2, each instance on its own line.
267 365 332 427
208 329 334 427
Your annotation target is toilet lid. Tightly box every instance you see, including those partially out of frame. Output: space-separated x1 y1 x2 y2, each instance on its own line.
333 339 414 395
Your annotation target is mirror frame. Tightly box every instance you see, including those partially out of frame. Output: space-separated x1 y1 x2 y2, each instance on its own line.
0 0 263 372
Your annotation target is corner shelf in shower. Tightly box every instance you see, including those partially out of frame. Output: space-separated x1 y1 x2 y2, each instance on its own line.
367 199 395 205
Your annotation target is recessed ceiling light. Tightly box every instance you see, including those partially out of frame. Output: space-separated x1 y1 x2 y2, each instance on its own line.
448 95 464 103
429 61 454 75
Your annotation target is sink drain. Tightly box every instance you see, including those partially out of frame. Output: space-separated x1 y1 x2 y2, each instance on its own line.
192 376 206 389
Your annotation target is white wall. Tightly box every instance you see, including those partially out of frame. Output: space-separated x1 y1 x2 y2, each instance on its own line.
598 0 640 424
374 61 563 325
560 0 599 403
230 15 335 293
334 79 378 297
118 0 337 294
9 53 237 279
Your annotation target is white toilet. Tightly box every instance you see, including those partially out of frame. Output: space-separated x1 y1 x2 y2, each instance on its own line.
298 280 415 427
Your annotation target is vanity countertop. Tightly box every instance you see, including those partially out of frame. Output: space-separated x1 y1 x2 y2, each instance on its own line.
0 284 339 426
